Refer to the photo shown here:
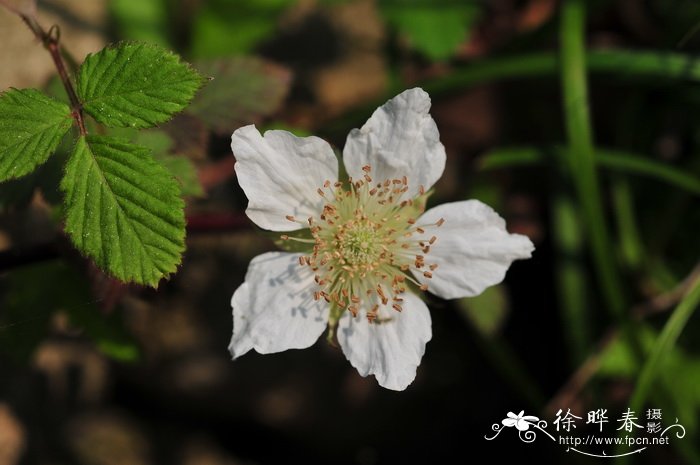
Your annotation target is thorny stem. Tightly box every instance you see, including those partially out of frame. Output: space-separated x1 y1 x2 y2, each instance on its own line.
18 13 87 135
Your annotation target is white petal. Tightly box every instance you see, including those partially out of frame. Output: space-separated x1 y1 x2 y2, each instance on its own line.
337 292 432 391
342 88 446 197
414 200 534 299
232 125 338 231
229 252 329 357
516 420 531 431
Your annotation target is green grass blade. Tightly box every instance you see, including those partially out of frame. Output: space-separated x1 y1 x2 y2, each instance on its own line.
630 276 700 413
552 193 590 364
560 0 626 317
479 147 700 196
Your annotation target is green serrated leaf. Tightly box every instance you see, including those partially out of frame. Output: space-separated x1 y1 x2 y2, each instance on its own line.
61 135 185 286
188 58 291 133
0 88 73 181
77 42 203 128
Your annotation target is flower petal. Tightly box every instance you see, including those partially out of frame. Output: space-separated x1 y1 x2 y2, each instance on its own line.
502 419 517 427
337 292 432 391
342 88 446 197
413 200 534 299
516 420 531 431
229 251 329 357
232 125 338 231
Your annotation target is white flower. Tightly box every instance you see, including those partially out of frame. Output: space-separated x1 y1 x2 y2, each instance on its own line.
229 88 534 391
502 411 540 431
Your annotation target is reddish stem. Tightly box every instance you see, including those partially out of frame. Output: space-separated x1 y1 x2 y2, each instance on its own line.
20 15 86 135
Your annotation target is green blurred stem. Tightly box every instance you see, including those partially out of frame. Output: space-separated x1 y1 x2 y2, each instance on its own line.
552 194 589 364
612 178 644 269
479 147 700 197
425 49 700 96
560 0 626 319
629 276 700 413
325 49 700 137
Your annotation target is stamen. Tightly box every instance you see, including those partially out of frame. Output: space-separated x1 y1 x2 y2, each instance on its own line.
293 165 440 320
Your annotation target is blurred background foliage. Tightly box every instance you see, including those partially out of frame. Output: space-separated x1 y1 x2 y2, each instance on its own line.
1 0 700 463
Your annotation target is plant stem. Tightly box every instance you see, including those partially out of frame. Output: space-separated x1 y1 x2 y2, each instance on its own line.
324 49 700 138
18 14 86 135
552 193 589 365
479 147 700 196
560 0 626 318
629 276 700 413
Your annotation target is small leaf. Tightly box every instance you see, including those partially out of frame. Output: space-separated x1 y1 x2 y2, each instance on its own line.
134 129 204 197
457 285 509 336
154 154 204 198
132 129 174 155
0 262 137 364
77 43 203 128
109 0 170 47
61 135 185 286
188 58 291 133
381 1 481 61
0 88 73 181
190 0 287 57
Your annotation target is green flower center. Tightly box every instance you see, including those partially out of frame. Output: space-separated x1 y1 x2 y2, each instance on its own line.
336 220 381 267
282 165 444 324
